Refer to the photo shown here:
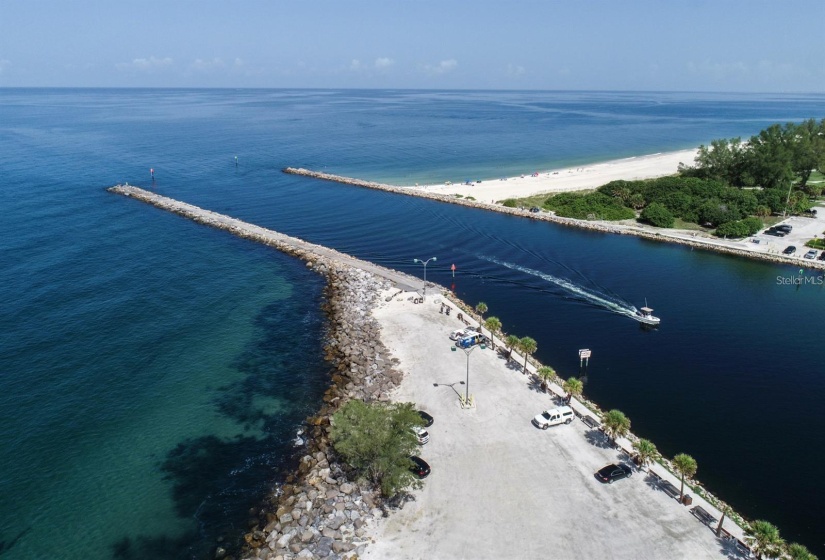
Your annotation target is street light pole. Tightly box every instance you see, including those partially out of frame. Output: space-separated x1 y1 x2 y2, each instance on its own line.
462 343 485 403
413 256 437 295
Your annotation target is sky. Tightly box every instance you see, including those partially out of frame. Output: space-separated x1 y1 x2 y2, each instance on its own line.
1 0 824 92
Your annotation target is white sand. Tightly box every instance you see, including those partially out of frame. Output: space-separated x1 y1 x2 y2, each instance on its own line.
411 149 698 201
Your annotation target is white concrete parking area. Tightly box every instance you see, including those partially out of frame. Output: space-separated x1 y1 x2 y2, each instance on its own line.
364 292 747 560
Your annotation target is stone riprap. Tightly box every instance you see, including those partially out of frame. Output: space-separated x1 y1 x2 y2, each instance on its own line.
108 185 422 560
283 167 825 271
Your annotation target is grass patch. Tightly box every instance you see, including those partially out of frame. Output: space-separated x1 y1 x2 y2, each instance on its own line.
805 238 825 250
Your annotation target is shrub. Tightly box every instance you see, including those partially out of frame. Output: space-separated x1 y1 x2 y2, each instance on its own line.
543 192 635 220
639 202 675 228
502 199 518 208
714 217 762 238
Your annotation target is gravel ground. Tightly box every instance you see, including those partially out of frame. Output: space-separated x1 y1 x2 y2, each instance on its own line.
363 292 745 560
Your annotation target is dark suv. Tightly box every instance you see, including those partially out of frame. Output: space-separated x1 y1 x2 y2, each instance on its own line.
776 224 793 234
783 246 797 255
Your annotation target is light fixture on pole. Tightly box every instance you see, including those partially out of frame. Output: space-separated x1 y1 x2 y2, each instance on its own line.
451 342 486 405
413 256 437 295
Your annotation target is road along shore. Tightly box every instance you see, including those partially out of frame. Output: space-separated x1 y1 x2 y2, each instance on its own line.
109 185 754 559
283 166 825 271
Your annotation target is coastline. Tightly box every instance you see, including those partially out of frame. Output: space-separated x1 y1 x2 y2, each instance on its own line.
410 148 699 199
110 185 757 559
284 150 825 271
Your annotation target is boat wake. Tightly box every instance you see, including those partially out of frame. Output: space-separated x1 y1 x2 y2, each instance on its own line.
482 257 641 320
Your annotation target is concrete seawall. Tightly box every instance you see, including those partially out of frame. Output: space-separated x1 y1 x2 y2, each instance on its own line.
283 167 825 271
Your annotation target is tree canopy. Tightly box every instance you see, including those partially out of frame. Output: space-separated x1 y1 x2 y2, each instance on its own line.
330 399 424 497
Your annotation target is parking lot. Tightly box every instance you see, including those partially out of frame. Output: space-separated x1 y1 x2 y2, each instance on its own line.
364 294 744 560
749 211 825 259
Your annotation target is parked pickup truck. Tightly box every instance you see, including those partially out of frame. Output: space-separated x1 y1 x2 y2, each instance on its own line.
532 406 574 429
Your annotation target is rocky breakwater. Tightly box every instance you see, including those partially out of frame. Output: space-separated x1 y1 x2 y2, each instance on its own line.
107 185 412 559
240 266 406 560
283 167 825 271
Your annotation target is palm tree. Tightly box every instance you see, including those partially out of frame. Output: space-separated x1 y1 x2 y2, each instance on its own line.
475 301 488 323
602 409 631 446
562 377 583 401
786 542 816 560
537 366 555 392
672 453 698 503
632 439 659 471
484 316 501 350
715 505 729 538
745 520 784 560
505 334 520 362
518 336 537 374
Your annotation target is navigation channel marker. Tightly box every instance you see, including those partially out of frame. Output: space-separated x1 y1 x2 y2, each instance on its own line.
578 349 591 366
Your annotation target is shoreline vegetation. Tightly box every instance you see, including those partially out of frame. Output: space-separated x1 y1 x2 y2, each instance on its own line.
109 185 815 559
285 119 825 271
284 165 825 271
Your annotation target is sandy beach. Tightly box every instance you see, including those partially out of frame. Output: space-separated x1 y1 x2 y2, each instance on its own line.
411 149 699 201
362 289 746 560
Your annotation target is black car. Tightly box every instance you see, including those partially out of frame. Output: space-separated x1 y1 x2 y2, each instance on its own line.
783 245 797 255
595 463 633 484
818 252 825 261
529 206 541 213
765 228 785 237
417 410 434 427
409 456 431 478
776 224 793 233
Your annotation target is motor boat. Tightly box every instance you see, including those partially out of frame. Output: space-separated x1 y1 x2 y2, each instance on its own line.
634 305 661 326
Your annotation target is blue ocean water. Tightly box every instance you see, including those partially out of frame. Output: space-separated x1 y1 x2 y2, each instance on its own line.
1 89 824 558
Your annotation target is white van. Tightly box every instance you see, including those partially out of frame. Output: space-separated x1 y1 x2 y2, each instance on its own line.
412 425 429 444
532 406 574 429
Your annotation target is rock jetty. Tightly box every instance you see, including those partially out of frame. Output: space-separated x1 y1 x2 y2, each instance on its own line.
108 185 421 559
283 167 825 271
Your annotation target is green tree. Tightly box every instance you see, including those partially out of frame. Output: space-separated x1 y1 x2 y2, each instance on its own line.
475 301 488 323
639 202 675 228
786 542 817 560
505 334 521 362
789 119 825 188
632 439 659 471
748 124 797 190
627 192 646 210
754 205 772 218
672 453 698 502
602 409 631 446
518 336 537 374
330 400 424 497
537 366 555 392
562 377 583 400
692 137 750 186
484 316 502 350
745 520 785 560
715 217 762 238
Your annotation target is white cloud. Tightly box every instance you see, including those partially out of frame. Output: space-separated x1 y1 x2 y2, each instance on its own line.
190 57 226 72
686 60 748 81
374 57 394 69
116 56 173 72
0 59 9 74
421 59 458 75
507 63 525 77
350 59 362 71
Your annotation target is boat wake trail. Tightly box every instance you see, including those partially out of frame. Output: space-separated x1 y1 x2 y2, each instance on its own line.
483 256 640 319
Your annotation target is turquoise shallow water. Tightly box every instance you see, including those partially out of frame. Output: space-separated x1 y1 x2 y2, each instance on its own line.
2 89 825 558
